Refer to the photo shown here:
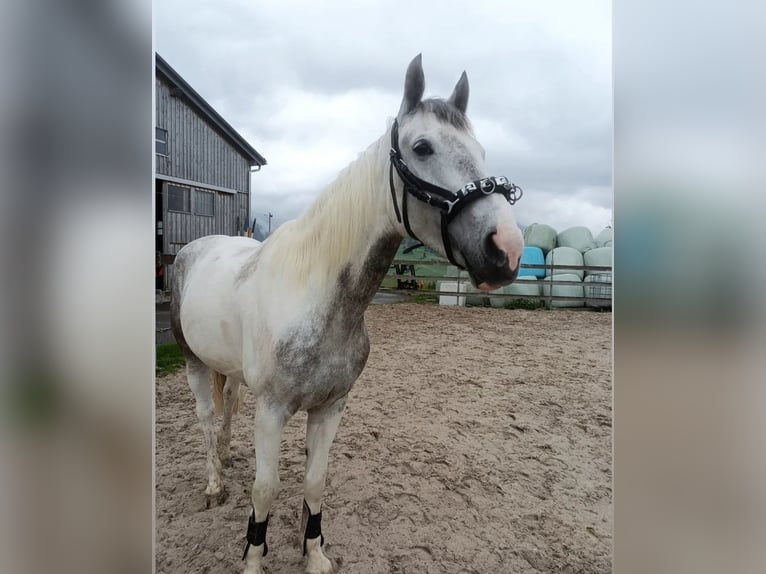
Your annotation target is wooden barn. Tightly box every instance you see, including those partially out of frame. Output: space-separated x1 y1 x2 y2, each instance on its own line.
155 53 267 291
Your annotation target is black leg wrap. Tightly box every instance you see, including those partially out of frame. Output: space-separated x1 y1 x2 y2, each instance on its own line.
242 510 269 560
302 500 325 556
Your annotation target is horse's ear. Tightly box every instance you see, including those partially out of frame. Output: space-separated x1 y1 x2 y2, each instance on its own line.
448 71 469 114
398 54 425 117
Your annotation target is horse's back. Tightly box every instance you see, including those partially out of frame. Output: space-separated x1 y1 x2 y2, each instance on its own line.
171 235 263 374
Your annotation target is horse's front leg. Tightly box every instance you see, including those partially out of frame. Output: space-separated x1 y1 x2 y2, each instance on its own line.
302 396 347 574
243 401 288 574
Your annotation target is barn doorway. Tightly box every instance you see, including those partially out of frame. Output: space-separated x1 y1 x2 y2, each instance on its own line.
155 179 165 291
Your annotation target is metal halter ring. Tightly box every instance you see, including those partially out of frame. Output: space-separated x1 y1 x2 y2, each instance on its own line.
480 178 496 195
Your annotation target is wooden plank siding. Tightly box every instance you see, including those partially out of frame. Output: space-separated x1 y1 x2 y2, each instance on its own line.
156 70 260 291
161 180 254 290
155 77 251 193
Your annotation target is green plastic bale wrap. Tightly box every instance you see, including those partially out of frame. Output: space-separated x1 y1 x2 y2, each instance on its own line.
595 227 612 247
489 276 541 308
556 226 596 253
542 273 584 308
523 223 558 255
584 273 612 307
545 246 585 279
583 246 612 276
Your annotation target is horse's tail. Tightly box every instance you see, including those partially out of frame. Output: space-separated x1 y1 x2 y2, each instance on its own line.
212 371 240 416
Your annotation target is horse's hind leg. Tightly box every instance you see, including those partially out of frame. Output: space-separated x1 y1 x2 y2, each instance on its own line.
301 397 347 574
217 375 241 467
185 357 225 507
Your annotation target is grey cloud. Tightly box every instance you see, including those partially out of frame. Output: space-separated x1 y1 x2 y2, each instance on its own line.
155 0 612 231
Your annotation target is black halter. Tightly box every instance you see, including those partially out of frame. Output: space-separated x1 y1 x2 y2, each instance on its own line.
388 118 523 268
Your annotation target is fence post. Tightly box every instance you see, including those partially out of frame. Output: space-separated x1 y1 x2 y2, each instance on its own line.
547 250 553 309
456 265 462 306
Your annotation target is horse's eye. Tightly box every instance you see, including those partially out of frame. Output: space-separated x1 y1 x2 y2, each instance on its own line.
413 140 434 157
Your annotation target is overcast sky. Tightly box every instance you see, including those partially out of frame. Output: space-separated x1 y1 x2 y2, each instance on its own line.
154 0 612 234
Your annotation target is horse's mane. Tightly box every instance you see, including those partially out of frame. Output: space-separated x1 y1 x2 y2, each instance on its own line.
259 132 391 287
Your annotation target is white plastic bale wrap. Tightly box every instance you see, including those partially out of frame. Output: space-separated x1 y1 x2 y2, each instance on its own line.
489 287 506 309
545 246 585 280
583 246 612 276
556 226 597 253
595 226 613 247
542 273 584 308
464 284 489 307
490 276 541 308
584 273 612 307
523 223 558 255
509 276 542 296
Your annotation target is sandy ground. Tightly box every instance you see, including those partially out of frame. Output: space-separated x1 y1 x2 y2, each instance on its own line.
156 304 612 573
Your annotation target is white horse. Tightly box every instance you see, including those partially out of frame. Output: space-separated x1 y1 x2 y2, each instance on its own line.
169 54 525 574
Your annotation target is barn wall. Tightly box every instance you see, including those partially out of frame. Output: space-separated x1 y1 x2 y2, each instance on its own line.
161 180 254 290
156 68 260 292
155 76 251 193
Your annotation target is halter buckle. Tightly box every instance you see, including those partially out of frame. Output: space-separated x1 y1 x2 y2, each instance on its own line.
459 181 477 196
443 197 459 215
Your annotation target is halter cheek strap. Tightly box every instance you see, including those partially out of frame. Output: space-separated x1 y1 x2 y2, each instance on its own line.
389 118 523 268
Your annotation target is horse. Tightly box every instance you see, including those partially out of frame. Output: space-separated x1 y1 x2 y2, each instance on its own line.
169 54 525 574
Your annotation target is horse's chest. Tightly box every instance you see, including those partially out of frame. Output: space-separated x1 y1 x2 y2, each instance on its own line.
274 323 370 410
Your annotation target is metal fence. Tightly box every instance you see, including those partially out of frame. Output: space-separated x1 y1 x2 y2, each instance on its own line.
380 259 613 308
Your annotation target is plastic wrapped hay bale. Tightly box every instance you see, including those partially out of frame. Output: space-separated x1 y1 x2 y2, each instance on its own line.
518 246 545 278
490 276 541 308
523 223 558 255
557 226 597 253
509 276 542 297
595 227 613 248
583 246 612 276
542 273 584 308
545 246 585 280
463 283 489 307
584 273 612 308
489 287 507 308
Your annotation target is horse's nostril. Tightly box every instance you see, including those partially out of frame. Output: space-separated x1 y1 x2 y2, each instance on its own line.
486 230 509 267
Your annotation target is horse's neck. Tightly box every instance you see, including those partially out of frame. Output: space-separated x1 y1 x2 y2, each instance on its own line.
260 129 401 307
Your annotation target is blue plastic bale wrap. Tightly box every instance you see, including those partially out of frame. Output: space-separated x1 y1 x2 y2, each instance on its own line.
519 246 545 278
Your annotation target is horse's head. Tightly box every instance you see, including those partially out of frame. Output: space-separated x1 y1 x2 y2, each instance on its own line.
390 54 524 291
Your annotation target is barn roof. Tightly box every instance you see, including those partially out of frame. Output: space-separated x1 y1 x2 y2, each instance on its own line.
156 54 267 167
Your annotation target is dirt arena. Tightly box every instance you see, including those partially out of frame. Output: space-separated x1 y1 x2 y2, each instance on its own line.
156 303 612 573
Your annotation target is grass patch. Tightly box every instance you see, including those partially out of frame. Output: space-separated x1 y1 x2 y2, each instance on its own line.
380 276 398 289
410 293 438 305
156 343 185 377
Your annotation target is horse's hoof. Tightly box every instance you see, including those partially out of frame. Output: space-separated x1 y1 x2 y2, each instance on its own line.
305 537 334 574
243 562 265 574
306 553 334 574
204 485 228 508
